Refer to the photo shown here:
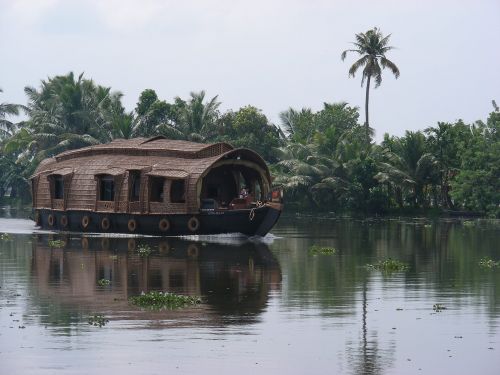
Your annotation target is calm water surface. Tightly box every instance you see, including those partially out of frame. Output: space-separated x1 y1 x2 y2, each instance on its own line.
0 213 499 375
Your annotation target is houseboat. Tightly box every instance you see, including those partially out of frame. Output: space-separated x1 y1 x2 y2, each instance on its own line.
31 136 283 236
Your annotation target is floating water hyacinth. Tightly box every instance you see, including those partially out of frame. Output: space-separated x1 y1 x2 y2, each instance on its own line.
88 314 109 327
366 258 409 272
136 244 152 257
129 291 201 310
97 278 111 286
48 240 65 248
433 304 447 312
309 245 337 255
478 257 500 269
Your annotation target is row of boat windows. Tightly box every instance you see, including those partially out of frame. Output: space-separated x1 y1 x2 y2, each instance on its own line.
51 174 185 204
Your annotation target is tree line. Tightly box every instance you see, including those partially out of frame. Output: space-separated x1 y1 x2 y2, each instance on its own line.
0 71 498 216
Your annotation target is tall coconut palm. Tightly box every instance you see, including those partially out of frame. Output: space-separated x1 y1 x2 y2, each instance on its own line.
341 27 400 142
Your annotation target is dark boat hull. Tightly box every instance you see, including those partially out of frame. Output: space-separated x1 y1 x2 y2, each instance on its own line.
35 204 282 237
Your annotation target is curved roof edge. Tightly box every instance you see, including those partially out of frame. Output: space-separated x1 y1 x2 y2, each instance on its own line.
196 147 272 183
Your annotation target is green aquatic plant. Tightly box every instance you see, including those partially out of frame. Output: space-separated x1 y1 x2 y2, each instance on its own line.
433 304 447 312
309 245 336 255
48 240 66 248
0 233 12 241
88 314 109 327
478 257 500 269
129 291 201 310
136 244 152 257
97 278 111 286
366 258 409 272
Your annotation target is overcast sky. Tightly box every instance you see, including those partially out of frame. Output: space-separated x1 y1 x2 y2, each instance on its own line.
1 0 499 141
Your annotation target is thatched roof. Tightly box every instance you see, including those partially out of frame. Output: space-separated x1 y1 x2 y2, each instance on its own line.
33 136 268 179
55 136 234 161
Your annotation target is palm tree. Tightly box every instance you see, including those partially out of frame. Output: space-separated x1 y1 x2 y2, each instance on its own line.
279 107 315 143
424 122 468 208
0 88 21 139
341 27 400 142
273 142 341 209
15 72 126 161
376 131 439 208
177 91 221 141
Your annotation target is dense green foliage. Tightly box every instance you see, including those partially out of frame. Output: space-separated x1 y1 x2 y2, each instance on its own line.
0 73 498 216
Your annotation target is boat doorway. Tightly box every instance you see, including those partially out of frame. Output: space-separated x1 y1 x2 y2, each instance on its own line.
200 164 265 210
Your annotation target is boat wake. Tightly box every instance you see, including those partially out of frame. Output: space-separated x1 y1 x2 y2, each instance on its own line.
179 232 280 245
0 218 53 234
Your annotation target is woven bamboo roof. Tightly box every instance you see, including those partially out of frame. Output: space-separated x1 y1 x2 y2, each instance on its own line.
46 167 74 176
33 137 270 181
147 169 190 178
55 136 234 161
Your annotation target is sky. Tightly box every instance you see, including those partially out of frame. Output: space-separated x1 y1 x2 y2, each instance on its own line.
1 0 499 141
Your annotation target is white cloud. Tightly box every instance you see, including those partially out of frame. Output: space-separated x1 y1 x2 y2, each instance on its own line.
5 0 60 24
1 0 499 141
89 0 167 31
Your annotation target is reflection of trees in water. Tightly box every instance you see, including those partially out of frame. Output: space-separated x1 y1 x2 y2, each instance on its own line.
273 217 500 373
29 234 281 328
277 218 500 304
345 277 396 375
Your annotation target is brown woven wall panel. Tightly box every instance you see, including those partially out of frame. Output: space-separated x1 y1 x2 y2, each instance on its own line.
148 202 187 214
52 199 64 210
129 202 141 213
165 203 186 214
118 202 128 212
96 201 115 212
148 202 165 213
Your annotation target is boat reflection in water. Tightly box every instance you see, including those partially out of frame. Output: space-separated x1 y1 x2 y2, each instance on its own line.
30 234 281 326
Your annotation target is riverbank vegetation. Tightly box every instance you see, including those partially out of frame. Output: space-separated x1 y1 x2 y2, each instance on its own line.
1 72 498 216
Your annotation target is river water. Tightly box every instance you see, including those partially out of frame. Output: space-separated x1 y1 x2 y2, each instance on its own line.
0 213 499 374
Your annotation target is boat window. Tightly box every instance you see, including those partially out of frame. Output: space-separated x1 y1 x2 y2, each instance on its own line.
170 179 185 203
150 177 164 202
129 171 141 202
99 175 115 201
53 175 64 199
